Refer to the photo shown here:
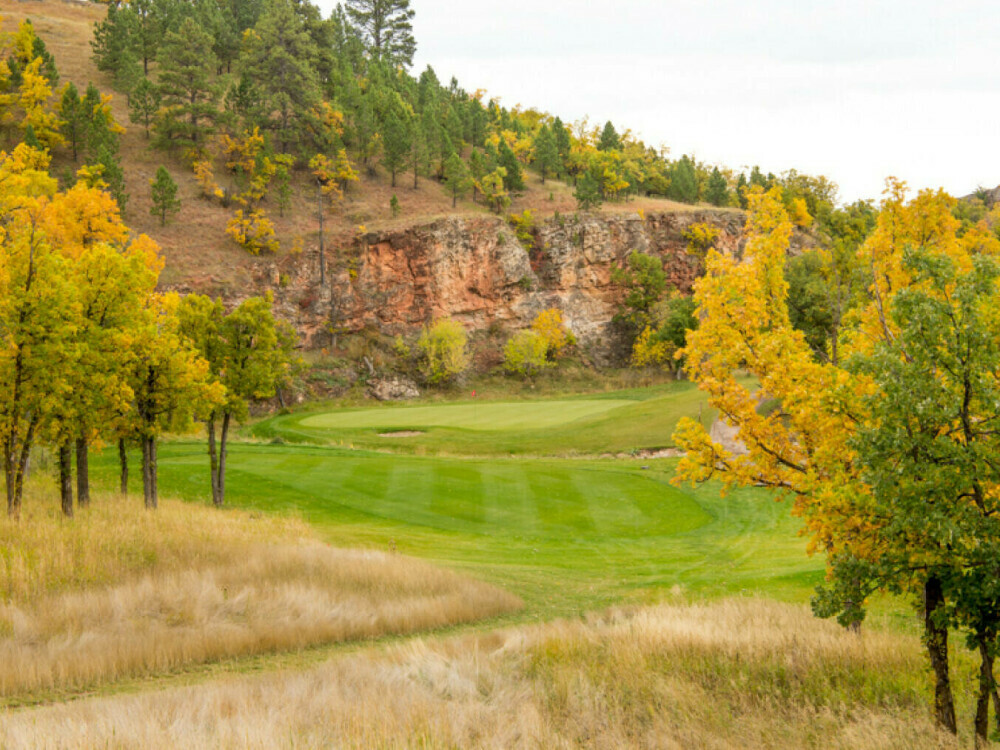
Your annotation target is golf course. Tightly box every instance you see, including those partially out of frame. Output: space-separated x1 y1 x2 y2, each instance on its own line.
90 381 828 620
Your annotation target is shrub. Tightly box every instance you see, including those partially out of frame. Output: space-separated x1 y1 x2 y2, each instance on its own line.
507 209 537 251
530 308 574 359
682 223 720 257
417 318 469 385
503 330 551 379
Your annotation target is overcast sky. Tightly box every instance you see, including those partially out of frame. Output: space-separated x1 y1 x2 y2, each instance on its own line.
318 0 999 204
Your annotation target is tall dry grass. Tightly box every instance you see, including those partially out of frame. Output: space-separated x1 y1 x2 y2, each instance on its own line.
0 598 960 749
0 492 521 701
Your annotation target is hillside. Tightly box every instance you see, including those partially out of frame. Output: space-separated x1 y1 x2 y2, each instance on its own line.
0 1 724 314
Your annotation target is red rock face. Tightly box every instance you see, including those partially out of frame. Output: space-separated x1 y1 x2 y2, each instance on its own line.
204 209 750 357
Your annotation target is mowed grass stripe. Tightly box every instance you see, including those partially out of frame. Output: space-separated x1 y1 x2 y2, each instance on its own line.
298 399 634 432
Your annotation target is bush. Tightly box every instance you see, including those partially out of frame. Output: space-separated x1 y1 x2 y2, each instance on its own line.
530 308 574 359
417 318 469 385
507 209 537 251
503 330 551 379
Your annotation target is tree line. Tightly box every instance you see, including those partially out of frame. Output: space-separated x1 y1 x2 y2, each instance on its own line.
82 0 839 250
0 18 297 518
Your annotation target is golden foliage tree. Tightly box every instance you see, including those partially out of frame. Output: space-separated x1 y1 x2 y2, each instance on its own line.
673 181 1000 737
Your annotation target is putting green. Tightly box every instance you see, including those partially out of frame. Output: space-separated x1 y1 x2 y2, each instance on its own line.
299 399 633 432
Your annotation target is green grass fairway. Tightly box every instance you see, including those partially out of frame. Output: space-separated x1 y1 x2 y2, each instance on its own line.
299 399 633 432
254 381 725 457
91 442 823 620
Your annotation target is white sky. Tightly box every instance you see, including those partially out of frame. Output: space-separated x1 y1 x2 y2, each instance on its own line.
317 0 999 204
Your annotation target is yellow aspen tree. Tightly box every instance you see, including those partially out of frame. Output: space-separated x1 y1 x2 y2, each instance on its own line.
673 182 1000 735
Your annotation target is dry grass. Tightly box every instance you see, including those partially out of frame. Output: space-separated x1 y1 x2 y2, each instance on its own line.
0 492 521 701
0 598 963 749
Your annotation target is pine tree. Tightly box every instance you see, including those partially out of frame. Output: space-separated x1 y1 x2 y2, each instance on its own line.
128 77 160 138
345 0 416 68
150 166 181 225
533 124 560 184
91 3 136 78
82 83 121 160
22 124 41 150
736 173 749 209
574 170 602 210
154 17 220 152
443 152 471 207
238 0 321 154
93 145 128 212
669 155 698 204
498 139 524 192
598 120 620 151
381 107 411 188
59 83 86 161
705 167 729 207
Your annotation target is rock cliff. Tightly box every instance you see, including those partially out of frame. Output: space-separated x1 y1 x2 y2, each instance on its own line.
209 208 750 359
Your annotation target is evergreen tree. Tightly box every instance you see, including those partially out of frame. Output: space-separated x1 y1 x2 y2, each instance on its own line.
345 0 416 68
58 82 86 161
443 152 471 207
22 124 41 150
497 139 524 191
128 77 160 138
150 166 181 225
552 115 571 164
533 124 560 184
114 48 143 95
82 83 118 158
705 167 729 207
93 145 128 212
381 107 411 187
154 17 220 152
239 0 321 154
91 3 137 77
574 170 602 210
669 155 698 204
410 114 428 189
468 148 487 203
598 120 620 151
132 0 176 76
736 172 749 209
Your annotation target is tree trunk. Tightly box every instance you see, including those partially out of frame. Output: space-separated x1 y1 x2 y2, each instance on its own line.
75 436 90 508
391 169 396 188
59 442 74 518
452 191 457 208
217 412 231 507
207 417 220 506
5 418 37 519
5 445 16 519
141 436 157 510
924 576 957 734
317 184 325 286
118 437 128 495
977 637 993 747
